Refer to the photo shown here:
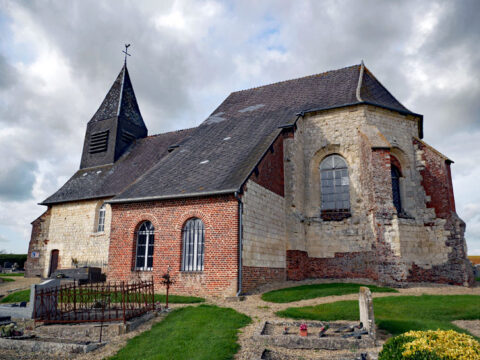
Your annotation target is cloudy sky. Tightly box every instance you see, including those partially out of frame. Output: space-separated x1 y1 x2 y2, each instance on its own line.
0 0 479 255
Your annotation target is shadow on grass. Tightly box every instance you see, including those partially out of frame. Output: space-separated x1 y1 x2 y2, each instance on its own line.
109 305 251 360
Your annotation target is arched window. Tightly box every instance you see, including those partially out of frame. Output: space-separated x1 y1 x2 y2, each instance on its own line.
320 154 350 213
181 218 205 272
135 221 154 271
97 204 106 232
391 164 402 213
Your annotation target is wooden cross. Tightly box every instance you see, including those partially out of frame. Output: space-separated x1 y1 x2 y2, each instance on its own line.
123 44 131 64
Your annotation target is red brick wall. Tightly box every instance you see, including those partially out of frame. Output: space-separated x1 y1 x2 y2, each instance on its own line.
414 139 456 219
250 135 285 197
287 250 378 281
108 195 239 297
242 266 285 293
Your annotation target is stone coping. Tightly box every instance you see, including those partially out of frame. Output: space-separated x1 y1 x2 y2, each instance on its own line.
0 336 105 354
253 321 376 350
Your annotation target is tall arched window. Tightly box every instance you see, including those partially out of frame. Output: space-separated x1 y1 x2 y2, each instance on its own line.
97 204 106 232
391 164 402 213
320 154 350 213
181 218 205 272
135 221 154 271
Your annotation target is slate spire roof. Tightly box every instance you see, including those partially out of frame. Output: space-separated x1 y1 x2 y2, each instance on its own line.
89 64 145 128
42 63 422 206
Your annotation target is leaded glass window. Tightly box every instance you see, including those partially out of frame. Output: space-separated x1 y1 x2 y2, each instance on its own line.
181 218 205 272
135 221 154 271
391 164 402 213
97 204 106 232
320 154 350 212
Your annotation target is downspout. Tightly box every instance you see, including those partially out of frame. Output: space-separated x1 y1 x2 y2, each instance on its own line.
235 191 243 296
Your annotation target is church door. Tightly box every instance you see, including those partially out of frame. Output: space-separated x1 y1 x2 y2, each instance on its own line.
49 250 59 276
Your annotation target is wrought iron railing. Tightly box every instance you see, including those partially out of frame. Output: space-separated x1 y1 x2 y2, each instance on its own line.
33 279 154 324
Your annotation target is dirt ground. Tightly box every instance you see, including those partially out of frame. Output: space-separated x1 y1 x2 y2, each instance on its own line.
1 279 479 359
0 276 41 297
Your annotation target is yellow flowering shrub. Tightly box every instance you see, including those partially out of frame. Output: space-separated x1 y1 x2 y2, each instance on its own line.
379 330 480 360
402 330 480 359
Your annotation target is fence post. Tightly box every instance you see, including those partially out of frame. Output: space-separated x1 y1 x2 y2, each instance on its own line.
73 280 76 318
121 281 126 324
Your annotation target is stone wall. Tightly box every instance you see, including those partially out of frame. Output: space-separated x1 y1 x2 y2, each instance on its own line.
108 195 239 297
36 198 112 277
283 105 472 286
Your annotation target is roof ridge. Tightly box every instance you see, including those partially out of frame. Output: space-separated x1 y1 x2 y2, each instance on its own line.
231 64 361 94
355 60 365 102
147 126 197 139
361 66 412 113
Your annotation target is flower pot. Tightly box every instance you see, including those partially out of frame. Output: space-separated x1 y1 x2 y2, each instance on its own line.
300 329 308 337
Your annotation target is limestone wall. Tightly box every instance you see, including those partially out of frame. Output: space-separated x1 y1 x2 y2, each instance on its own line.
41 198 112 277
242 180 286 269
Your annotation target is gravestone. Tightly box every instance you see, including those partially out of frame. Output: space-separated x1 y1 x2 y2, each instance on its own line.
32 279 61 319
358 286 376 340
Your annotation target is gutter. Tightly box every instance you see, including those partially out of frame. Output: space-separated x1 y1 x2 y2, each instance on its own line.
235 191 243 297
107 188 237 204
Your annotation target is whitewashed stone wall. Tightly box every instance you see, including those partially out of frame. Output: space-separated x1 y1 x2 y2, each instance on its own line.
41 198 112 277
242 180 286 268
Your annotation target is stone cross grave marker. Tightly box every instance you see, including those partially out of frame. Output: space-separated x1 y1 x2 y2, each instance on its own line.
359 286 376 340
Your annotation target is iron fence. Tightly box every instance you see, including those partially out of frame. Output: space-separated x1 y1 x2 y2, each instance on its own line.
33 278 154 324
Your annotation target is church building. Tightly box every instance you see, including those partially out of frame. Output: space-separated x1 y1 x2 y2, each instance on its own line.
25 62 474 296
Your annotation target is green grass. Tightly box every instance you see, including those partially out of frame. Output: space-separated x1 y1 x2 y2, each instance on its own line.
476 277 480 282
109 305 251 360
0 288 204 304
277 295 480 337
0 273 24 277
261 283 398 303
0 277 15 282
0 289 30 303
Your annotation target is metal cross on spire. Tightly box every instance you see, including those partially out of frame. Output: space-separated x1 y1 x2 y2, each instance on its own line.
123 44 131 65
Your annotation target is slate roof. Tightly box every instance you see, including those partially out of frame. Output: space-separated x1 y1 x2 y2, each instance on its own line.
42 63 421 205
110 63 421 203
41 128 194 205
89 64 145 128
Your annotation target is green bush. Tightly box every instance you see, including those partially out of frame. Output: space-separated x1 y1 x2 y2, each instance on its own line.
0 254 27 268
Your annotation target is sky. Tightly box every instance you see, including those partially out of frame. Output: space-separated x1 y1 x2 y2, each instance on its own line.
0 0 479 255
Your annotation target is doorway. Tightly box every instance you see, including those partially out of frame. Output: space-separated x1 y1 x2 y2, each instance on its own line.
49 249 59 276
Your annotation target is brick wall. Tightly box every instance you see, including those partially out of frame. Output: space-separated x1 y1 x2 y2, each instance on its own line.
250 135 285 197
25 209 51 277
414 138 456 219
242 266 285 293
108 195 239 297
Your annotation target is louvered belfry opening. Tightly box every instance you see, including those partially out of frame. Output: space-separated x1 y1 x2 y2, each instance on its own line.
181 218 205 272
89 130 109 154
121 130 136 144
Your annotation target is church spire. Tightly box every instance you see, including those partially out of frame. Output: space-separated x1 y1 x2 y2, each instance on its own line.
80 61 148 169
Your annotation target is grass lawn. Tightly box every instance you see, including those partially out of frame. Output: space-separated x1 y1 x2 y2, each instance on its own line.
0 288 204 304
110 305 251 360
277 295 480 337
0 273 24 277
0 277 15 282
0 289 30 303
261 283 398 303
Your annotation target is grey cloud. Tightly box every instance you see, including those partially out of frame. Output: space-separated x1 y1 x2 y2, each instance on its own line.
0 160 38 201
0 55 17 89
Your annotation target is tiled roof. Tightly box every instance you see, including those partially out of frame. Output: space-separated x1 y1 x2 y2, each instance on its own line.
111 64 420 203
41 128 194 205
43 63 421 205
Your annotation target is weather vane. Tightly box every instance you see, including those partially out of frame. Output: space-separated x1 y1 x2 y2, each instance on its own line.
123 44 131 64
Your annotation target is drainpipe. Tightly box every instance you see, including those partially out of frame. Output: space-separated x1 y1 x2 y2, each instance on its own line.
235 191 243 296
